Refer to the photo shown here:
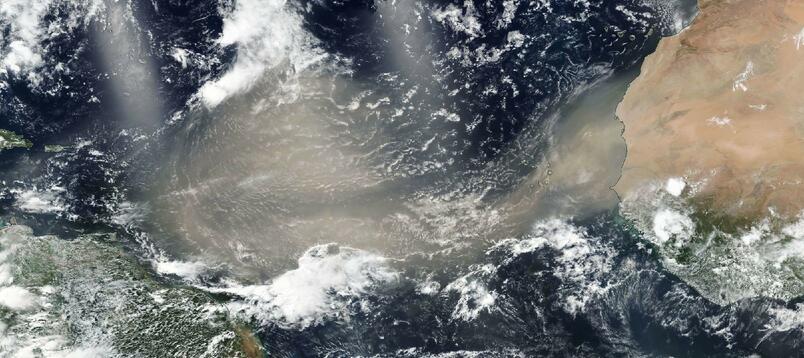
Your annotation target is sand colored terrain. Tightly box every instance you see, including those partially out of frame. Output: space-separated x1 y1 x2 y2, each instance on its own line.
615 0 804 217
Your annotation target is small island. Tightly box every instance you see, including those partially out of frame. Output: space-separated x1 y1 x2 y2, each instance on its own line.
44 144 66 153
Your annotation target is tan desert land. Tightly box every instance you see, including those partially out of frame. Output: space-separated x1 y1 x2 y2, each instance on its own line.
615 0 804 219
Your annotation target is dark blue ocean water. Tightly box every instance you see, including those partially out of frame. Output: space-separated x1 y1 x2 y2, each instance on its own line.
2 0 803 356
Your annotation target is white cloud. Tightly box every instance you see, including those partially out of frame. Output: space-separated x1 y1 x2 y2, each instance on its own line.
0 0 51 75
197 0 328 108
0 0 102 81
782 213 804 239
0 285 39 311
214 244 397 329
154 260 207 281
432 1 484 39
664 177 686 197
491 219 615 315
12 186 66 214
652 208 694 246
445 264 497 321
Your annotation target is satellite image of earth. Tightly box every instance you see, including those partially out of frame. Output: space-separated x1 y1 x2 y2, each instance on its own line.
2 0 804 356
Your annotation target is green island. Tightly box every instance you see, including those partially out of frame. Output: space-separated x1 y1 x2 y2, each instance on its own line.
0 129 33 151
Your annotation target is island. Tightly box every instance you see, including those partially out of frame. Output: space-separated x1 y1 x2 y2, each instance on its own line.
0 129 32 151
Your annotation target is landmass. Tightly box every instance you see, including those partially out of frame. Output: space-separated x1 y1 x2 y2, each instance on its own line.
0 225 263 357
615 0 804 303
616 0 804 220
44 144 66 153
0 129 32 151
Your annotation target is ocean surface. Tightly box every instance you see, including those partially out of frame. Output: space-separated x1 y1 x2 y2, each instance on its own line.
2 0 804 356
